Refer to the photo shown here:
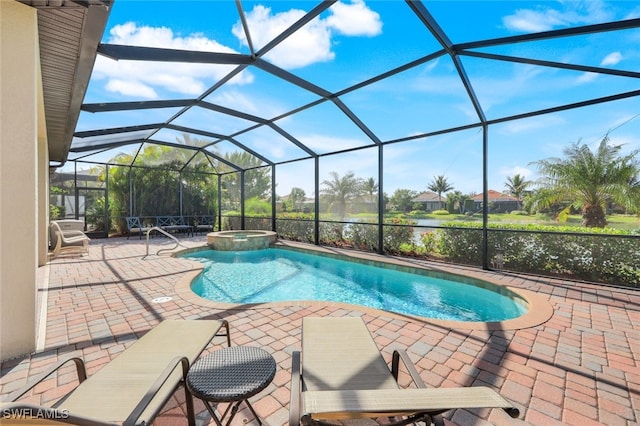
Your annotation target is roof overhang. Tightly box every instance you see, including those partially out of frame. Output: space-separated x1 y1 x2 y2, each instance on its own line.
18 0 113 166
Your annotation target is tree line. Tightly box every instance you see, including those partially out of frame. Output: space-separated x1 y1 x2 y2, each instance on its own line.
284 136 640 228
71 133 638 232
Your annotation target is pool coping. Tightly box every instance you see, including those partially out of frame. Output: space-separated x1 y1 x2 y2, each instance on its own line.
173 241 554 331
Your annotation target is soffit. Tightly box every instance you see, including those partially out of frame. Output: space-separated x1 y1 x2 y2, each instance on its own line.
17 0 113 165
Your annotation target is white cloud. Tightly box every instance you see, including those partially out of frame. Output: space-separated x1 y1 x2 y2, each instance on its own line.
105 79 157 98
601 51 623 66
233 1 382 69
624 6 640 19
326 0 382 36
249 137 287 160
575 52 623 84
498 114 565 135
210 90 260 115
234 5 334 69
300 133 367 152
96 2 383 98
108 22 233 52
576 71 598 84
94 23 253 99
503 0 613 33
471 63 546 114
503 9 568 32
499 165 534 179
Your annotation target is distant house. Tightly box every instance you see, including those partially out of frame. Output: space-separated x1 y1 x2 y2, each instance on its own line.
412 191 446 212
472 190 520 213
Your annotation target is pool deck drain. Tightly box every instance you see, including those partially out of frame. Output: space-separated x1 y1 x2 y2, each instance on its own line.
1 236 638 426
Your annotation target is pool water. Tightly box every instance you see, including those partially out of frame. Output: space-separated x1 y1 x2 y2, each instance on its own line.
184 248 527 322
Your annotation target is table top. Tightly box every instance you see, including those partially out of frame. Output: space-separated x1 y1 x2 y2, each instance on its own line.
187 346 276 402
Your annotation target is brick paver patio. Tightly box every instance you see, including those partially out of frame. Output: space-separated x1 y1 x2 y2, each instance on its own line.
1 236 638 425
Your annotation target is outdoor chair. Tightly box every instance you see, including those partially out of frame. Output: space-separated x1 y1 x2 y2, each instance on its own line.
126 216 152 239
194 215 215 235
49 221 90 258
289 317 519 426
1 319 231 426
156 216 193 236
171 216 193 235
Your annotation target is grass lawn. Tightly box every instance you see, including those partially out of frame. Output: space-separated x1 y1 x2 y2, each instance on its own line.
386 212 640 231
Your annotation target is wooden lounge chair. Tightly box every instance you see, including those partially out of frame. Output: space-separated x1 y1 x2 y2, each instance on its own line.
49 221 90 258
1 319 231 425
289 317 519 426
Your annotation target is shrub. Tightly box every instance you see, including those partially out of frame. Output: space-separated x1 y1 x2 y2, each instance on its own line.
222 215 241 230
345 221 378 251
398 242 418 255
432 209 449 215
319 222 350 247
245 217 271 230
437 223 483 266
420 231 438 253
276 213 314 242
437 222 639 287
383 217 416 253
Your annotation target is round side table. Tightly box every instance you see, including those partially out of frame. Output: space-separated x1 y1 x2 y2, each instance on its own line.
187 346 276 426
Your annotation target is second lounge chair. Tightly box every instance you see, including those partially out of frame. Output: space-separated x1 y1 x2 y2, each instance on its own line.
289 316 519 426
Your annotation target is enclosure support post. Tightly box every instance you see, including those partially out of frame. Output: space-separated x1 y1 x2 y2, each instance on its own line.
482 124 489 270
377 144 384 254
179 171 183 217
314 157 319 245
105 164 110 237
217 174 222 231
271 165 276 232
240 171 245 230
74 162 79 220
129 166 133 217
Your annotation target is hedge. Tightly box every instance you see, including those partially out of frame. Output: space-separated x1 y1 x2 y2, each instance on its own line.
253 214 639 287
436 222 639 287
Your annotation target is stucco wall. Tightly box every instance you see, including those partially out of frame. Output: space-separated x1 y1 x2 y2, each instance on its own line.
37 59 50 268
0 0 40 360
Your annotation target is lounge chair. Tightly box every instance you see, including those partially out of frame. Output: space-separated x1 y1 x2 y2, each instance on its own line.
126 216 152 239
289 317 519 426
49 221 90 258
157 216 193 236
194 215 215 235
1 319 231 426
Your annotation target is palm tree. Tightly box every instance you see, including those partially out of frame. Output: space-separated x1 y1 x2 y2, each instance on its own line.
321 171 362 218
531 135 640 227
504 174 532 210
225 151 271 200
428 175 453 209
361 177 378 208
289 187 306 212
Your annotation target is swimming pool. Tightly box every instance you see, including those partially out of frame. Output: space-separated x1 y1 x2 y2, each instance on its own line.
183 248 528 322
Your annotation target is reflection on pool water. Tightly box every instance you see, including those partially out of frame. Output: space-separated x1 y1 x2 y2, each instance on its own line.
183 248 528 322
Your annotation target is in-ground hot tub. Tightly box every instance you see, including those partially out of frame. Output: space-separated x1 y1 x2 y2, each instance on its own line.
207 230 277 251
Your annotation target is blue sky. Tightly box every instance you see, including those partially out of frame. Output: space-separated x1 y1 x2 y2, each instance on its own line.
71 0 640 198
